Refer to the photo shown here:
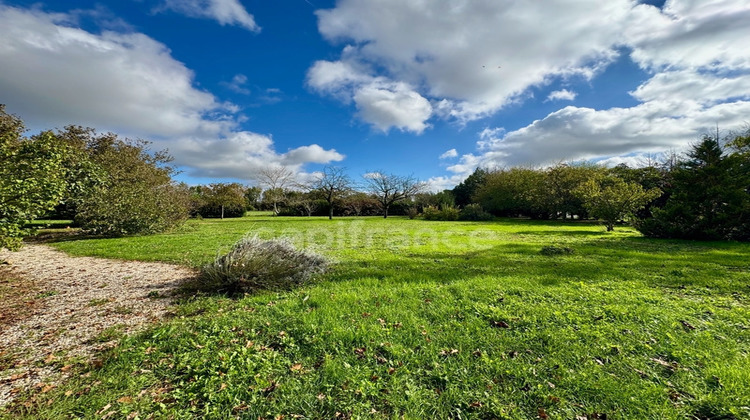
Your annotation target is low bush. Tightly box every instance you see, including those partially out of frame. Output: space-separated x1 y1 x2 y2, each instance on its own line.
540 245 575 256
422 206 460 221
458 204 493 221
198 236 328 293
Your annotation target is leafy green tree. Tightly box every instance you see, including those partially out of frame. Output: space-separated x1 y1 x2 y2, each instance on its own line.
544 163 604 220
637 135 750 240
244 186 262 211
575 176 662 231
475 168 547 218
48 126 106 220
75 134 190 235
608 163 670 219
0 107 68 249
452 168 487 207
202 183 247 218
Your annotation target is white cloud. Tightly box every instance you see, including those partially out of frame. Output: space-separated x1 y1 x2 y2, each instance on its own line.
172 132 344 180
222 74 251 95
626 0 750 72
462 98 750 169
418 1 750 177
282 145 345 166
353 83 432 134
546 89 578 102
439 149 458 159
0 5 340 181
307 59 432 133
158 0 260 32
314 0 637 123
631 69 750 105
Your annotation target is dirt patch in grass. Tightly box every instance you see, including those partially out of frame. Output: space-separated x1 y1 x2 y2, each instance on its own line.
0 266 41 329
0 244 198 408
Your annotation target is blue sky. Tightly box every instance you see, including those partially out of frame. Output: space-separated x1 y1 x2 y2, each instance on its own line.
1 0 749 190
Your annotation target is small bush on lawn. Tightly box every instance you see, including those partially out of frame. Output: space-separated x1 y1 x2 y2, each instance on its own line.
540 245 575 256
422 206 460 221
458 204 494 221
199 236 328 293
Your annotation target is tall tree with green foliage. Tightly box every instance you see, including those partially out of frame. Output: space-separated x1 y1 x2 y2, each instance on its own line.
544 163 604 220
475 168 548 218
575 176 662 231
637 135 750 240
0 106 68 249
452 168 487 207
202 183 247 219
244 186 262 210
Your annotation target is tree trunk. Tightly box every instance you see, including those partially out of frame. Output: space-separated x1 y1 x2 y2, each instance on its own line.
221 205 224 219
329 206 333 220
383 206 389 219
606 223 614 231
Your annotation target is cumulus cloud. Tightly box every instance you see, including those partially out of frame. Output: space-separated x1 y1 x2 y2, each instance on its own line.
172 133 344 179
460 98 750 170
439 149 458 159
0 5 340 181
419 0 750 185
546 89 578 102
158 0 260 32
307 60 432 133
313 0 637 123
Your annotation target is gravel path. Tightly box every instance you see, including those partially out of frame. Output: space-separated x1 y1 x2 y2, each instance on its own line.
0 244 198 408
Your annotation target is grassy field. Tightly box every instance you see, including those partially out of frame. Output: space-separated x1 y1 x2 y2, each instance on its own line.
5 214 750 419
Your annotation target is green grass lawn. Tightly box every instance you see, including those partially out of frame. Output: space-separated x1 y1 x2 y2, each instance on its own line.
6 215 750 419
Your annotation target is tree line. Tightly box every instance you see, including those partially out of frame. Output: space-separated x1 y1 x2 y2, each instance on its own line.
449 130 750 240
0 106 427 250
3 103 748 247
1 106 189 249
189 167 425 220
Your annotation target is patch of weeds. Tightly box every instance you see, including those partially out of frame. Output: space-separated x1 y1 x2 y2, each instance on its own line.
35 290 58 298
87 298 111 307
146 291 163 299
540 245 575 256
0 350 20 370
112 305 133 315
87 325 125 344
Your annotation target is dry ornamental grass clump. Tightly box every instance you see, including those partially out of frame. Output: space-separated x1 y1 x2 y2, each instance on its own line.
199 236 328 293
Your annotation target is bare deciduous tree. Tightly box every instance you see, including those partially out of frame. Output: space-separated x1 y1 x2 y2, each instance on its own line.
364 171 425 218
308 166 353 220
256 166 295 215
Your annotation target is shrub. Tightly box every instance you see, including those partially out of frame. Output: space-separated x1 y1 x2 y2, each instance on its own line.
72 135 190 236
423 206 459 221
199 236 328 293
422 206 441 220
540 245 575 256
406 207 419 219
458 204 493 221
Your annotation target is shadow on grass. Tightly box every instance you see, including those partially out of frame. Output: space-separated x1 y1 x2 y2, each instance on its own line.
327 238 750 295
